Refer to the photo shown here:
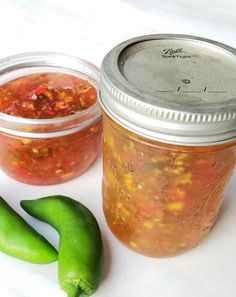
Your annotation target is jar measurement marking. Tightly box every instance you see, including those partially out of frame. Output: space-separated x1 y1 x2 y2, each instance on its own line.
155 86 227 94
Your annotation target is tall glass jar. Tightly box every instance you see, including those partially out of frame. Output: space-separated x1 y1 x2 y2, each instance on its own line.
99 34 236 257
0 53 102 185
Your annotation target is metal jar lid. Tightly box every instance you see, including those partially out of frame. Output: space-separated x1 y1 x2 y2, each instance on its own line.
99 34 236 146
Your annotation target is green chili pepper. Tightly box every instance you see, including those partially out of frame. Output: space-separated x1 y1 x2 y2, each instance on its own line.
0 196 57 263
21 195 103 297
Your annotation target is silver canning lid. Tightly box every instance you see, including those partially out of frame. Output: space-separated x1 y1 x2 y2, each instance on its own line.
99 34 236 146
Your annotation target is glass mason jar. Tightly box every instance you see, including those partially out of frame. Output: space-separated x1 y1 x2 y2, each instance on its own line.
99 34 236 257
0 53 102 185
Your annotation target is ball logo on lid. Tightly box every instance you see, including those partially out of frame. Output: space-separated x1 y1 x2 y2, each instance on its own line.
162 48 192 59
163 48 184 55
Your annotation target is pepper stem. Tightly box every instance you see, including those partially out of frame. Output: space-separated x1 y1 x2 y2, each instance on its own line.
67 285 81 297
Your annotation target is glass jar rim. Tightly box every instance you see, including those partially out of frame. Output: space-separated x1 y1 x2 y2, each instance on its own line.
0 52 102 138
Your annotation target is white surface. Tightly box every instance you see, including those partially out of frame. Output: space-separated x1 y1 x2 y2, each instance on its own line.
0 1 236 297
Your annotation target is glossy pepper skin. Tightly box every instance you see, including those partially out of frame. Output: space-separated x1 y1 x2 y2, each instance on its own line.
0 196 57 263
21 195 103 297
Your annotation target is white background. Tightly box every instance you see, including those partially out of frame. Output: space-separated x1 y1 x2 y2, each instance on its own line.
0 1 236 297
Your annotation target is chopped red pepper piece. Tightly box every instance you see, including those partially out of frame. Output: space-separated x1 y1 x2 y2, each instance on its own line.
167 187 186 200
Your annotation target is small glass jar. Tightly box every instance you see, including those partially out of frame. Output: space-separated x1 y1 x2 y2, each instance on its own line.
0 53 102 185
99 34 236 257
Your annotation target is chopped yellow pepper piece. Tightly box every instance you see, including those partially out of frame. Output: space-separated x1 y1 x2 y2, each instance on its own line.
177 172 192 185
124 173 135 191
167 201 184 211
21 139 32 145
151 155 170 163
117 202 130 217
144 221 154 229
130 241 138 249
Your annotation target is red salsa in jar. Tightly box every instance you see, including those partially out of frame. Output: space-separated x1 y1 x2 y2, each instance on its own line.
0 73 97 119
100 35 236 257
0 53 102 185
103 115 235 257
